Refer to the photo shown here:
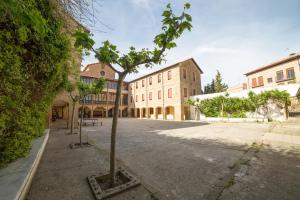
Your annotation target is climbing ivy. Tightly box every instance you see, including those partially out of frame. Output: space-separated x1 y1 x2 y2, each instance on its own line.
0 0 71 167
188 90 291 118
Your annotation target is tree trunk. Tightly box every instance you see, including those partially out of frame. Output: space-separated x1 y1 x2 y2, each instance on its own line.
79 96 85 145
110 73 125 187
284 102 289 120
70 101 75 134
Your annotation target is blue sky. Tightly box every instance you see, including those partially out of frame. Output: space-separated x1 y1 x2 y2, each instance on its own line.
81 0 300 87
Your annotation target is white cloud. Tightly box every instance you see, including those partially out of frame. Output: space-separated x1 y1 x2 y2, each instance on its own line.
193 46 239 55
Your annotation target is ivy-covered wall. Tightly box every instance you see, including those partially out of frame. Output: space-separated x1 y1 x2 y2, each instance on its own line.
189 90 291 119
0 0 72 167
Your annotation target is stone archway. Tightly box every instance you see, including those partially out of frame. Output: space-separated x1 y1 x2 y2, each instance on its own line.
156 107 163 119
122 108 128 117
184 106 190 120
93 107 106 118
165 106 175 120
149 107 154 119
130 108 135 117
51 100 69 128
108 108 114 117
142 108 147 118
136 108 140 118
79 106 91 118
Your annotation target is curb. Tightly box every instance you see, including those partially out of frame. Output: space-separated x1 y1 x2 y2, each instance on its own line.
16 129 49 200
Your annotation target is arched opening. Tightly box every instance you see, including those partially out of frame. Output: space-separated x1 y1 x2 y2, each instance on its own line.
78 106 91 118
51 100 69 128
165 106 175 120
93 107 106 118
136 108 140 118
108 108 113 117
130 108 135 117
142 108 146 118
184 106 190 120
156 107 163 119
122 108 128 117
149 107 154 119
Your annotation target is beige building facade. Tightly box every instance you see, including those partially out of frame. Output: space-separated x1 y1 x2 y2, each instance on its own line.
245 53 300 89
80 58 203 121
128 58 203 120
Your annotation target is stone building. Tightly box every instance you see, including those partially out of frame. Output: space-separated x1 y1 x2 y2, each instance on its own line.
245 53 300 88
128 58 203 120
79 63 129 118
79 58 203 121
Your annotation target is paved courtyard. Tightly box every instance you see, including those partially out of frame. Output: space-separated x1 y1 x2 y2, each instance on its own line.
84 118 300 200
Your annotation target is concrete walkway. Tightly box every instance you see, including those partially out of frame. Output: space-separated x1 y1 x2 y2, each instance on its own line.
86 119 300 200
27 119 300 200
26 128 160 200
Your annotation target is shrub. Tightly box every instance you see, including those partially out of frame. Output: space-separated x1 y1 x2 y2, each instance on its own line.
0 0 70 167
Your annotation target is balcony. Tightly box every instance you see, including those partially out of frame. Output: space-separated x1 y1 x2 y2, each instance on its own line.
79 100 128 105
276 76 295 83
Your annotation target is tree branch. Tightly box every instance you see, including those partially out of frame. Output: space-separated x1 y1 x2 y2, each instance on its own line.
91 47 122 74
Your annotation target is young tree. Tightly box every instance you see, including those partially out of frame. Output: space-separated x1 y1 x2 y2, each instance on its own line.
74 3 192 186
78 79 105 145
214 70 228 92
65 80 80 135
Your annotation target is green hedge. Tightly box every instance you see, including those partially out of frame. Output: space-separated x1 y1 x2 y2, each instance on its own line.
0 0 70 167
196 95 254 118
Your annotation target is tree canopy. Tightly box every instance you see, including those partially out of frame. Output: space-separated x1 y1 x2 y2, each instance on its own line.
204 70 228 94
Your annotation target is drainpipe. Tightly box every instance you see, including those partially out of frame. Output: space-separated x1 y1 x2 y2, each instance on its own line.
146 77 148 118
297 57 300 83
162 72 165 119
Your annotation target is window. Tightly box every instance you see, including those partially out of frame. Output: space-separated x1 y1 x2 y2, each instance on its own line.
276 70 284 81
142 94 145 101
192 89 196 95
136 95 138 102
168 88 172 98
286 68 295 79
130 96 133 103
136 82 138 89
193 72 196 81
100 71 105 76
183 69 187 79
142 80 145 87
183 88 188 97
158 74 162 83
149 77 152 85
149 92 152 100
168 70 172 80
252 78 257 87
158 90 161 99
267 77 273 83
258 76 264 86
